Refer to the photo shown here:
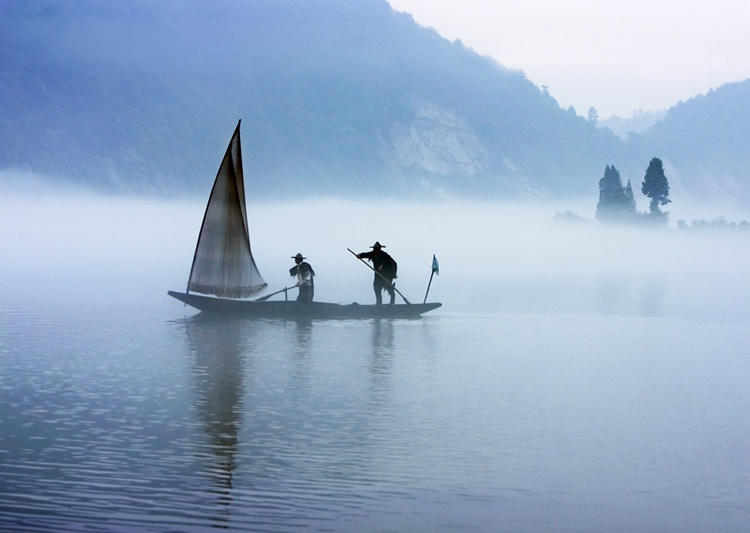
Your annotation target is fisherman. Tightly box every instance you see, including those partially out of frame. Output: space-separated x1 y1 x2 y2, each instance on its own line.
289 253 315 302
356 241 397 305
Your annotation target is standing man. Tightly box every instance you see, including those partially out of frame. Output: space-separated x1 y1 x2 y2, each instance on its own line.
289 253 315 302
356 241 397 305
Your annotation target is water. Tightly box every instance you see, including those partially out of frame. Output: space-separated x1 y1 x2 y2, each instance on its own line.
2 192 750 531
2 303 749 532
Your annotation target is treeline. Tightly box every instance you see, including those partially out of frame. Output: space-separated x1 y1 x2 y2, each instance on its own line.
595 157 671 224
593 158 750 232
676 218 750 232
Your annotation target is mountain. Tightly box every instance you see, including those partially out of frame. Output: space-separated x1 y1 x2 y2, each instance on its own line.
1 0 748 206
629 80 750 206
598 110 666 139
0 0 628 199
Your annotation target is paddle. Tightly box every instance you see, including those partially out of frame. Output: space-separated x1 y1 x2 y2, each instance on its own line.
254 283 300 302
347 248 414 309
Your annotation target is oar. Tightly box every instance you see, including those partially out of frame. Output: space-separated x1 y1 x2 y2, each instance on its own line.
254 283 299 301
347 248 414 309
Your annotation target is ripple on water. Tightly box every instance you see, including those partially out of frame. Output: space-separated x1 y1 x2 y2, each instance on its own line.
2 310 750 531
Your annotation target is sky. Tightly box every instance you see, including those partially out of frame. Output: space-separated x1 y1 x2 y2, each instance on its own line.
387 0 750 119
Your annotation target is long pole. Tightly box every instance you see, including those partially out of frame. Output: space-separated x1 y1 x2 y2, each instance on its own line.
254 283 299 301
423 254 438 304
423 271 435 304
347 248 413 307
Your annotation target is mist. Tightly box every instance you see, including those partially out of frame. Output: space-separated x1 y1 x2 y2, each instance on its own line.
3 181 750 531
3 180 749 325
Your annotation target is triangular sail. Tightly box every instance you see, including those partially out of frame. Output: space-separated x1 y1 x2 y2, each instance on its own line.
186 120 267 298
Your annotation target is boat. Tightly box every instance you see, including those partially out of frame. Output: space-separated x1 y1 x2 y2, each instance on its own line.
168 290 441 319
168 120 441 319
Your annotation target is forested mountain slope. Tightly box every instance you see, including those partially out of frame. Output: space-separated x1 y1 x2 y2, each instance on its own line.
1 0 747 205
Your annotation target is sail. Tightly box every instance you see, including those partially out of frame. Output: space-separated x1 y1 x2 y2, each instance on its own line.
186 120 267 298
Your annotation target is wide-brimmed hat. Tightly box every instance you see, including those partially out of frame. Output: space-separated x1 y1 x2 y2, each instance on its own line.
292 253 306 261
370 241 385 249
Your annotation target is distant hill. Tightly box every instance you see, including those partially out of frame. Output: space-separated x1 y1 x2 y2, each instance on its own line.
629 80 750 206
1 0 748 206
598 110 666 139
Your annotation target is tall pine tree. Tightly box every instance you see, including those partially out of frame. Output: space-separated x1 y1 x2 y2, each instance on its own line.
624 179 637 213
641 157 670 223
596 165 636 223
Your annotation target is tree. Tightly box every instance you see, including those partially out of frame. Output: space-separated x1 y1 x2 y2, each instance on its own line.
641 157 671 222
596 165 635 222
587 106 599 123
624 179 637 213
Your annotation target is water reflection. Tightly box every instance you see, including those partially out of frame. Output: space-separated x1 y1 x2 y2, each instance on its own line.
639 276 667 316
291 316 313 353
288 317 314 400
596 276 666 317
371 318 394 353
182 316 249 517
368 319 395 406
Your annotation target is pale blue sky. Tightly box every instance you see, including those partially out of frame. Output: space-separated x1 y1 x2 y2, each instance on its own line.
388 0 749 118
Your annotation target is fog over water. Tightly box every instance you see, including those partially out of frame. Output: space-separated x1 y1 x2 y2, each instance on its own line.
3 180 750 531
2 183 749 324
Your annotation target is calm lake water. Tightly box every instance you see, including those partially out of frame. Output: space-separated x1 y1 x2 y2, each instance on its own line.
2 193 750 531
2 302 749 532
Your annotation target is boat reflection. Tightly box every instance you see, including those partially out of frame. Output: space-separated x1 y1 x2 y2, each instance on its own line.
291 316 313 352
370 318 394 353
368 319 395 403
182 315 251 517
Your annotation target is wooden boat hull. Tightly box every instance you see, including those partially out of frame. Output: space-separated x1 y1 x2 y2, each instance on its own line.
168 291 441 319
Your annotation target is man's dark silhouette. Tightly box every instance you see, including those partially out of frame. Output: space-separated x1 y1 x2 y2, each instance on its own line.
356 241 397 305
289 252 315 302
